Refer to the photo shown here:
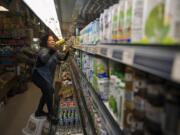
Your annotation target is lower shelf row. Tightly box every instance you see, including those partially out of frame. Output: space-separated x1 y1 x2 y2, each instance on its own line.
72 52 180 135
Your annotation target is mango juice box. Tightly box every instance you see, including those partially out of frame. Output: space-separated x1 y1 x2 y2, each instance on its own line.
163 0 180 44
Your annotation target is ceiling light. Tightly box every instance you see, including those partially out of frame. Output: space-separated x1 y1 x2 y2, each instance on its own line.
0 6 9 12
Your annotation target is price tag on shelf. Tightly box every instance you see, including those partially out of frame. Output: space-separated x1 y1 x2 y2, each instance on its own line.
79 46 82 50
88 47 92 54
85 47 88 52
96 47 101 55
107 48 113 58
100 48 108 56
99 48 108 57
90 47 94 54
93 47 97 54
82 46 85 51
171 54 180 83
122 49 135 65
112 50 123 61
77 46 80 50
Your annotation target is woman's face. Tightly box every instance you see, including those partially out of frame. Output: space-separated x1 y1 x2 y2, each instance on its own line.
47 35 56 50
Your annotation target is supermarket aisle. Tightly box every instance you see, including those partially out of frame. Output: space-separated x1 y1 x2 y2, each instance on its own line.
0 82 41 135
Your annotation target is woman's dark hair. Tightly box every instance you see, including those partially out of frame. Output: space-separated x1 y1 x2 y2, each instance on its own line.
40 34 49 47
40 34 56 47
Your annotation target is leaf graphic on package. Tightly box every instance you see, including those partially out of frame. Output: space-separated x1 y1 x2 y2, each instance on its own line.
145 3 168 41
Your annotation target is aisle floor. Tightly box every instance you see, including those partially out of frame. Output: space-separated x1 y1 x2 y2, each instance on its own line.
0 82 41 135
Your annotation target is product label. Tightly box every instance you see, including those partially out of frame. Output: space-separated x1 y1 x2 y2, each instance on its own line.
122 49 135 65
133 79 147 92
125 73 133 81
134 96 145 111
125 91 134 101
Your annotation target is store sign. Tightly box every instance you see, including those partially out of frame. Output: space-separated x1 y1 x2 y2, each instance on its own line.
23 0 62 38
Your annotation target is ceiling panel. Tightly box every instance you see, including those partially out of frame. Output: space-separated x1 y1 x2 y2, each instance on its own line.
55 0 119 36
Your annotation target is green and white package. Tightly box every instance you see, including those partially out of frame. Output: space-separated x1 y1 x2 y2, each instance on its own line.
109 74 125 128
109 61 125 128
97 78 109 100
124 0 133 42
95 57 108 76
92 57 108 91
132 0 165 43
163 0 180 44
144 0 165 43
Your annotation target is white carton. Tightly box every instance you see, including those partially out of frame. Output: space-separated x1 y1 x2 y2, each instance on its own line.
97 78 109 100
103 9 109 42
131 0 165 43
131 0 145 42
107 6 113 43
112 4 119 42
100 13 104 42
117 0 126 42
163 0 180 44
124 0 133 43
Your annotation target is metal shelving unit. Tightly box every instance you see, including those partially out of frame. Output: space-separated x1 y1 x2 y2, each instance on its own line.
73 44 180 84
70 58 123 135
70 60 97 135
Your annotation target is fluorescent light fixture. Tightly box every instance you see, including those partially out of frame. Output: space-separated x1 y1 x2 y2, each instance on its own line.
0 6 9 11
23 0 62 38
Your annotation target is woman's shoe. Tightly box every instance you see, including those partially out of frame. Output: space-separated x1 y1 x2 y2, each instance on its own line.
35 111 48 118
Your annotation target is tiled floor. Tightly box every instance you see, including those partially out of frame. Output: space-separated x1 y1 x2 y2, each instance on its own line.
0 82 41 135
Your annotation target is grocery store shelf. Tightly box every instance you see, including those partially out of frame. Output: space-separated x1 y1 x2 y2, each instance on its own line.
70 58 123 135
70 63 97 135
73 44 180 83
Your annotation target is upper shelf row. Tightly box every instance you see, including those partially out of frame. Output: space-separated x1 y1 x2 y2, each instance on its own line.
73 44 180 84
